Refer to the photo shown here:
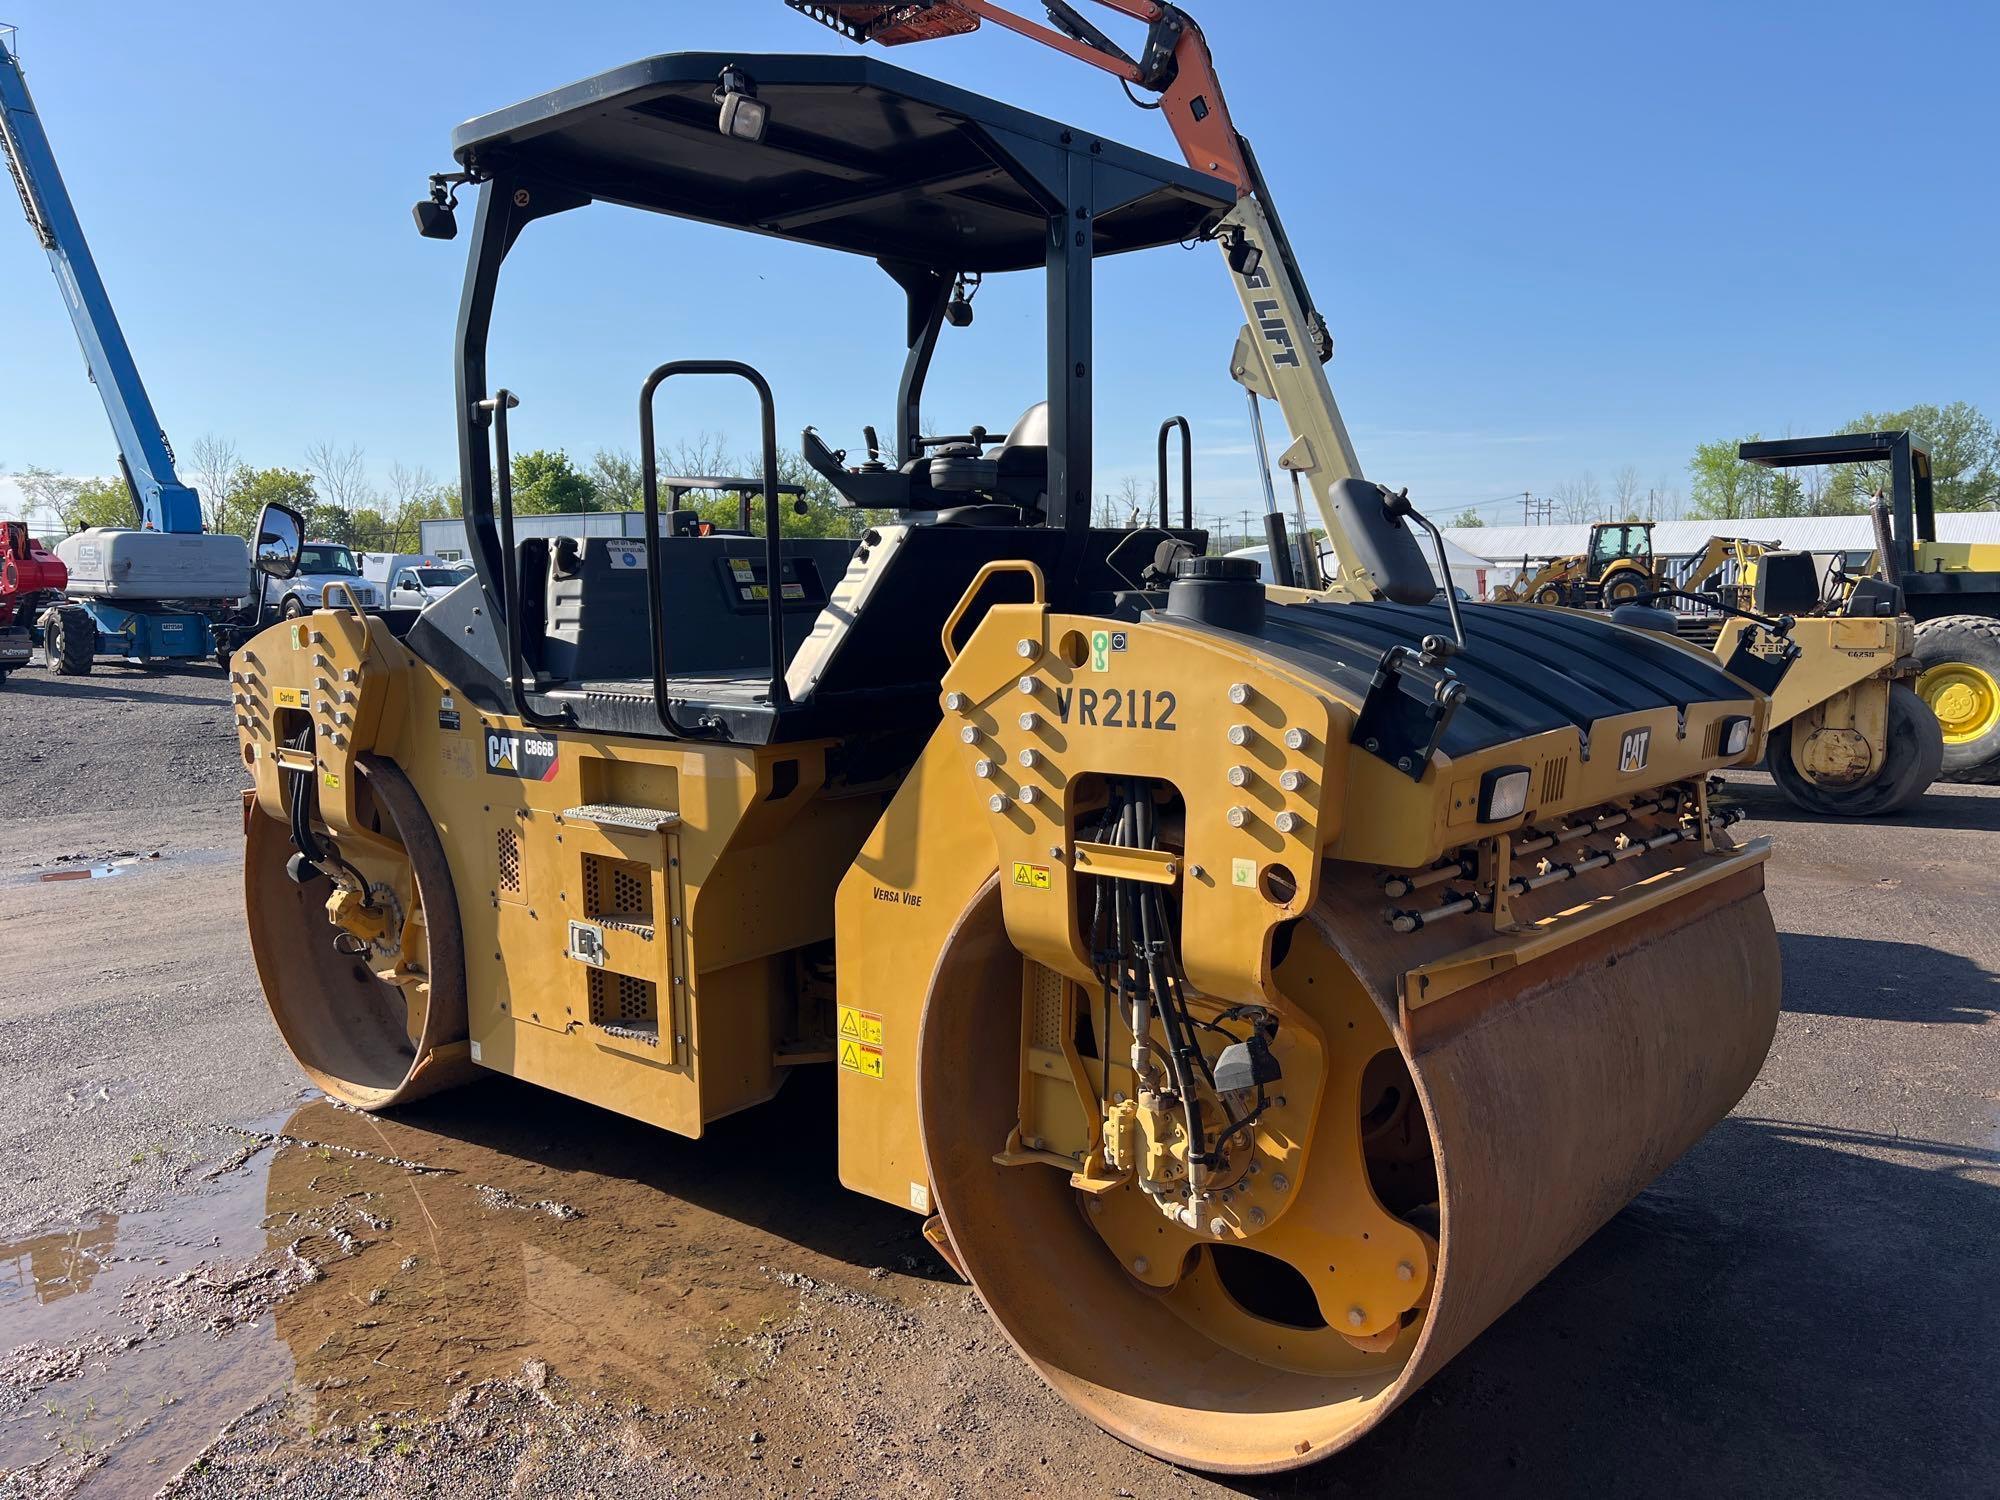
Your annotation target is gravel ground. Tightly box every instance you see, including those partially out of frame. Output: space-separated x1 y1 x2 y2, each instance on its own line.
0 660 1994 1499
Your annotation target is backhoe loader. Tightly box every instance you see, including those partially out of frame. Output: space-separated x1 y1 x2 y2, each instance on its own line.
1491 519 1662 606
233 2 1785 1473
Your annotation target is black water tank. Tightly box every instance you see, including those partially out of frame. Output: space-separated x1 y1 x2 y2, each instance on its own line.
1165 555 1265 635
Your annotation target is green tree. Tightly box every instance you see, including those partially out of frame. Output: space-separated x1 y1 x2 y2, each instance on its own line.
224 467 320 540
391 481 459 548
1687 436 1776 521
589 448 644 510
606 437 877 540
1825 402 2000 513
1766 470 1807 518
510 449 599 515
1449 508 1486 528
68 478 135 530
17 466 135 532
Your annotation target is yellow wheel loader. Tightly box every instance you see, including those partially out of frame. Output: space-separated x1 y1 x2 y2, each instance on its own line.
233 3 1786 1473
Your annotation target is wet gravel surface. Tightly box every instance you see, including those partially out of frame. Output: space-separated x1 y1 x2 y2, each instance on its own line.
0 662 1995 1498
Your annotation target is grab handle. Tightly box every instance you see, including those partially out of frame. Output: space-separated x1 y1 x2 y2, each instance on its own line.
640 360 788 736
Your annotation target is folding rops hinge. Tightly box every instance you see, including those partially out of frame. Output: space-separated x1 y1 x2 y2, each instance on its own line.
1351 641 1467 782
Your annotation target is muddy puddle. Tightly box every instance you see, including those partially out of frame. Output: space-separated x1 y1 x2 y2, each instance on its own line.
3 850 235 889
0 1077 960 1497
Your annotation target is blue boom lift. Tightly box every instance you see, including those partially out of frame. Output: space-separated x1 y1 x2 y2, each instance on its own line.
0 25 247 673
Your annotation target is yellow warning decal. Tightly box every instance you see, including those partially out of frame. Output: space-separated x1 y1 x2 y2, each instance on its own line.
273 686 306 709
322 771 341 790
838 1040 885 1079
837 1005 884 1047
1011 861 1052 890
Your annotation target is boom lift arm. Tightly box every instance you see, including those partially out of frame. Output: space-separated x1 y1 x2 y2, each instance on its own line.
0 28 200 533
785 2 1431 604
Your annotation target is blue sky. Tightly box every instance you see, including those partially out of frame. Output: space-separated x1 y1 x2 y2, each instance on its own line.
1 0 1993 533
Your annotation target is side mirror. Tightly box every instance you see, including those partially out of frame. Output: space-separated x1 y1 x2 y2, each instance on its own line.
254 503 304 580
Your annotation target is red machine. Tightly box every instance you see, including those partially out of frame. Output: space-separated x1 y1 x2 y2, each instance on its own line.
0 519 66 679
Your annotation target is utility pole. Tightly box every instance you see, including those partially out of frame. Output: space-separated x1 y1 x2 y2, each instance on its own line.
1518 491 1534 527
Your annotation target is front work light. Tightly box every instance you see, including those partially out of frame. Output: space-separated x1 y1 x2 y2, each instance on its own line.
1478 765 1532 823
1223 227 1263 280
716 68 769 142
1719 715 1753 758
412 197 457 240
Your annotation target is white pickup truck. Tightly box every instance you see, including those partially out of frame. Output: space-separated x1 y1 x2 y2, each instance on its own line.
247 540 383 618
362 552 472 610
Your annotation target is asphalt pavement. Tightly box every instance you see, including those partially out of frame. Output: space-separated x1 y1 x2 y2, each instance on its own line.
0 661 1993 1499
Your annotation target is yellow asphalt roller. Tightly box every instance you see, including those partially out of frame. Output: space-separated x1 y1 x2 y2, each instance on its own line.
234 10 1782 1474
235 575 1779 1473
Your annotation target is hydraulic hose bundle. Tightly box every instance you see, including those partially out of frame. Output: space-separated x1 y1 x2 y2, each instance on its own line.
1085 779 1278 1226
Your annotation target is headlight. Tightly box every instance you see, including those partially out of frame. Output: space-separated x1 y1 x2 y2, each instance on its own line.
1719 715 1752 757
1478 765 1532 823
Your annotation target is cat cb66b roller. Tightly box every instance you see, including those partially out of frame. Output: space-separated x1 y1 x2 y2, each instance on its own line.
233 2 1784 1472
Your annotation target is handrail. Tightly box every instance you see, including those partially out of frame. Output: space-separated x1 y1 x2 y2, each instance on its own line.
1157 415 1192 530
321 581 368 617
941 559 1047 665
640 360 789 738
482 390 566 730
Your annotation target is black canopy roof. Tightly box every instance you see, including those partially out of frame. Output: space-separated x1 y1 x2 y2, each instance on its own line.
451 51 1236 272
1739 433 1932 469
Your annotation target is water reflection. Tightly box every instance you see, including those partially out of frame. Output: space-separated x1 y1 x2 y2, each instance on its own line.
0 1216 119 1305
262 1095 809 1429
0 1074 945 1491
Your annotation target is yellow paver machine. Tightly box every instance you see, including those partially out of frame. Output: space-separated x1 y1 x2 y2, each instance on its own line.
233 2 1785 1472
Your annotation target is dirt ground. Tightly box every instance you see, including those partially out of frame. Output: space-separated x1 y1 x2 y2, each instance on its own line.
0 660 1994 1499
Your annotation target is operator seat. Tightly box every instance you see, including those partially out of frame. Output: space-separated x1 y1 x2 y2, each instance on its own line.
923 402 1050 524
783 402 1055 701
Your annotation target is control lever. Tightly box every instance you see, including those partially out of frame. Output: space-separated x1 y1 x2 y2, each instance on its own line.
860 425 887 472
802 425 914 508
915 425 996 451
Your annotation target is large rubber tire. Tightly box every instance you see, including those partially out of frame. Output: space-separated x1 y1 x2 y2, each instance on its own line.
1532 583 1567 606
44 608 95 676
280 594 307 619
1911 615 2000 784
1602 572 1645 607
1768 682 1943 817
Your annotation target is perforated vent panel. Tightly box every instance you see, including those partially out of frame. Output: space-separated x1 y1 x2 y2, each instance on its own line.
496 828 522 896
583 854 654 931
1026 962 1065 1051
588 968 658 1026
